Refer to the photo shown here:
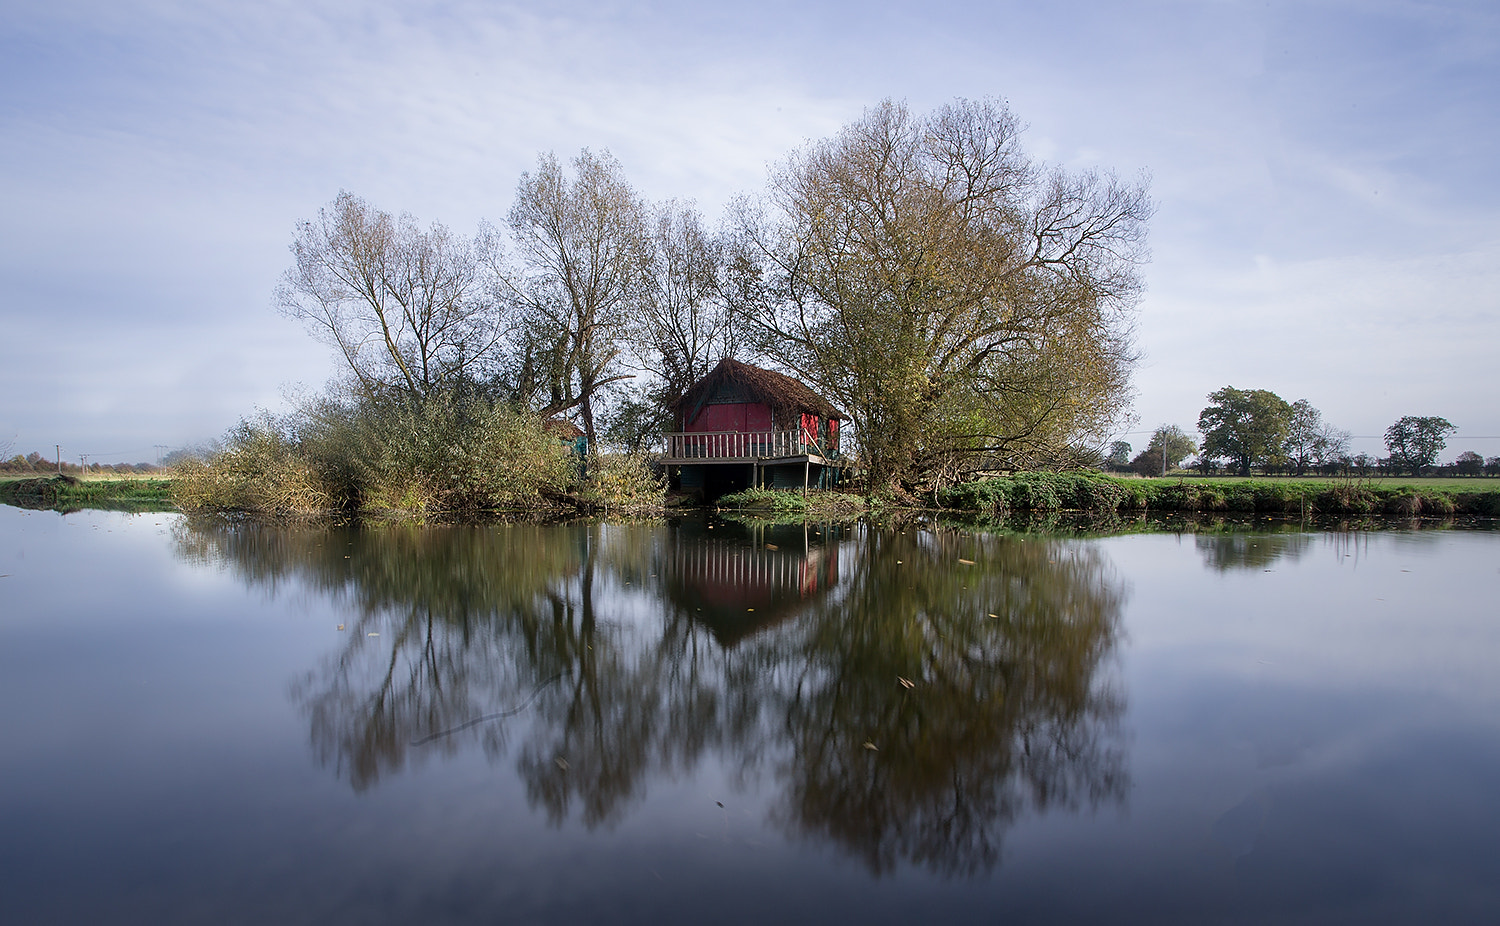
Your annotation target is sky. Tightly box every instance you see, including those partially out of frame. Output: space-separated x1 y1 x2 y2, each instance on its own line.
2 0 1497 464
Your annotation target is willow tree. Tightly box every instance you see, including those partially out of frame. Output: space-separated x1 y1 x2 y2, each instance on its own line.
733 99 1150 493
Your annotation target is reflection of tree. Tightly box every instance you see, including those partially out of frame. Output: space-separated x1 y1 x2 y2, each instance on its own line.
1194 531 1312 571
750 527 1127 876
175 516 1127 876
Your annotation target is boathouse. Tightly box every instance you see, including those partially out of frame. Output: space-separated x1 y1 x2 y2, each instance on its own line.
662 358 845 498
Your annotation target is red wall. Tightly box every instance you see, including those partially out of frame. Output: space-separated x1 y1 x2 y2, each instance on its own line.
686 403 773 433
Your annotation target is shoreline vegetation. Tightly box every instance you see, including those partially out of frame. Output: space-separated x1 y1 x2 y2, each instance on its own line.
7 469 1498 527
0 475 175 513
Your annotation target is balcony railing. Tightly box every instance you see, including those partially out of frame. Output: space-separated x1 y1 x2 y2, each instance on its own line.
664 430 832 461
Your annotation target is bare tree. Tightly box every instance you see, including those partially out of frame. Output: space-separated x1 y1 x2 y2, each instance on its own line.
632 202 739 406
277 191 501 402
505 150 651 444
731 98 1150 493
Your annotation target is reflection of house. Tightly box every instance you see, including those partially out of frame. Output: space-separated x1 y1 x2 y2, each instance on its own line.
660 520 844 647
661 359 846 498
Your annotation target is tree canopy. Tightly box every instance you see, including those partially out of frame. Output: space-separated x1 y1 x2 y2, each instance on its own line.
1198 387 1293 476
1384 416 1456 475
276 99 1153 489
731 98 1150 493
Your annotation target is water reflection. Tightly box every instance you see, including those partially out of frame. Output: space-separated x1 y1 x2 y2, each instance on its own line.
176 516 1128 876
1194 531 1313 571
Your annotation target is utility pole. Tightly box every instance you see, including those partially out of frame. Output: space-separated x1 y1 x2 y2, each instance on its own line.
56 444 61 474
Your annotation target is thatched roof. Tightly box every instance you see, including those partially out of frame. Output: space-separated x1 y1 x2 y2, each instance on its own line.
543 417 584 439
671 359 844 424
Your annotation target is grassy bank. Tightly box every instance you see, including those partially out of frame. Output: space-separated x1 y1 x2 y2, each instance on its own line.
1153 473 1497 492
717 487 867 518
0 475 176 513
938 472 1500 517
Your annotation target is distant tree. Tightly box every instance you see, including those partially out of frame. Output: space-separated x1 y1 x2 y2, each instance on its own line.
1129 449 1164 477
1147 425 1197 472
1105 441 1132 469
1312 421 1351 467
1383 416 1456 475
1486 456 1500 477
1455 450 1484 476
1284 399 1349 475
1197 387 1293 476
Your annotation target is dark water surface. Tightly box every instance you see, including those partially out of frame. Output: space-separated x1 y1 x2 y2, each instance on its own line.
2 506 1498 924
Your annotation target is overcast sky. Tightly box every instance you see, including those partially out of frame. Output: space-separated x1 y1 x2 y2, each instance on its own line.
2 0 1496 463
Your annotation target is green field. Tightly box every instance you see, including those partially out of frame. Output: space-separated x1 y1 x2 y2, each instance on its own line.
1147 473 1498 492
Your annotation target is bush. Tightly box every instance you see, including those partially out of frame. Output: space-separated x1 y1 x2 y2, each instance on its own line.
174 393 577 516
580 452 665 512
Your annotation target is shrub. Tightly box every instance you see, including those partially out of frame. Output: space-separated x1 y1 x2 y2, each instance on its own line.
174 392 576 516
580 452 665 511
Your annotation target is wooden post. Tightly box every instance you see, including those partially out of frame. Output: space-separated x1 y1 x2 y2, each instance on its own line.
803 459 809 498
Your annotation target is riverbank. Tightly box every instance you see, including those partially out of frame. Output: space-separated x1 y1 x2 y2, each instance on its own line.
0 475 176 513
938 472 1500 517
8 469 1499 523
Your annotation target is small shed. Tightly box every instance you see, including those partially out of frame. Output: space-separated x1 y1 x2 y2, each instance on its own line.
662 359 846 497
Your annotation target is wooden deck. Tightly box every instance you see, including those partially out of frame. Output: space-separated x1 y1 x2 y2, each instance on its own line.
660 430 837 465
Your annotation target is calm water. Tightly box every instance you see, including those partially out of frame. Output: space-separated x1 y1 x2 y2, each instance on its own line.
2 506 1498 924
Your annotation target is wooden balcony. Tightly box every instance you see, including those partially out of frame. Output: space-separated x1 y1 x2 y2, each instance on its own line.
661 430 834 463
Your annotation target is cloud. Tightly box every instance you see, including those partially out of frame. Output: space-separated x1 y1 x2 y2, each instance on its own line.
2 0 1497 457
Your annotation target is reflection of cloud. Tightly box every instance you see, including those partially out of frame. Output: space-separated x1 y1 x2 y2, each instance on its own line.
176 516 1129 876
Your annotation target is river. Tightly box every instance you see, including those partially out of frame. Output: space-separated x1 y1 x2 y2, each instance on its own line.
1 506 1497 923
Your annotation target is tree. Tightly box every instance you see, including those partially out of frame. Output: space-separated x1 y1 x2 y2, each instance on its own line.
1455 450 1484 476
1311 420 1351 469
1197 387 1293 476
506 150 651 445
732 98 1150 494
1383 416 1456 475
1282 399 1351 475
1283 399 1322 475
630 202 739 407
1128 449 1163 477
1147 425 1196 472
1105 441 1131 469
277 191 501 402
